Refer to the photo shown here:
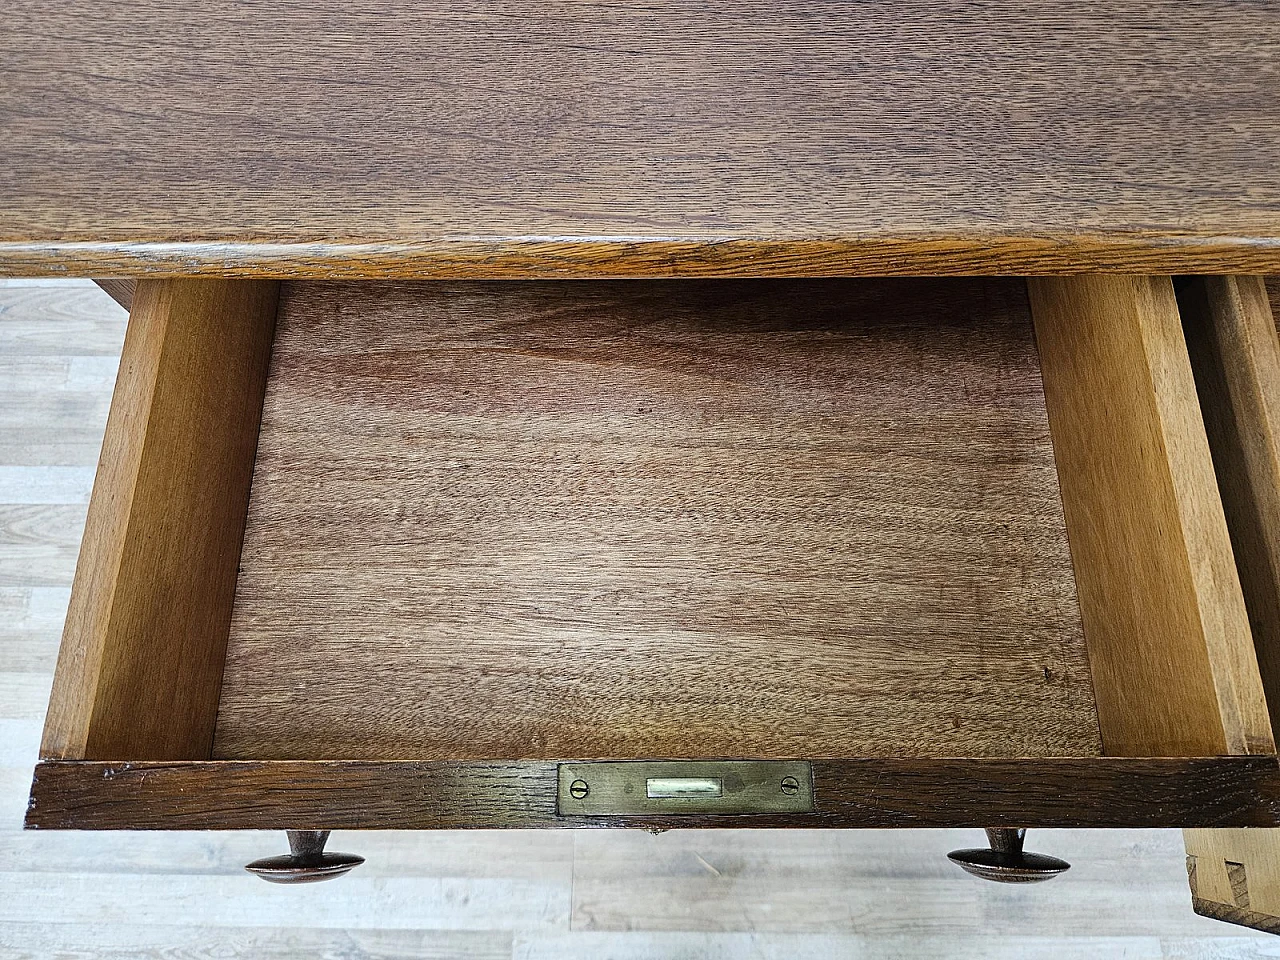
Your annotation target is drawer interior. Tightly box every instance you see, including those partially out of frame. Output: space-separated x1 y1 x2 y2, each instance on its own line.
213 278 1098 761
35 274 1276 798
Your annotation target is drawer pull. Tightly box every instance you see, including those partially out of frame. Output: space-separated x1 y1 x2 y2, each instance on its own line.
558 761 813 815
947 828 1070 883
646 777 723 799
245 830 364 884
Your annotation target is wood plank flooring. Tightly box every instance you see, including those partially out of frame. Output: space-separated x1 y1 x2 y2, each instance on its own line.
0 279 1270 958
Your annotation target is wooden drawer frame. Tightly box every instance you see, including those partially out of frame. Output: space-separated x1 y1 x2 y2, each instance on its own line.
1178 277 1280 933
24 275 1280 832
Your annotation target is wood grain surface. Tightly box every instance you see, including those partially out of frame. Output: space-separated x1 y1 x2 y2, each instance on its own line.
1179 276 1280 736
4 1 1280 278
1191 897 1280 936
213 278 1098 761
1027 277 1272 758
1187 827 1280 932
40 279 279 760
7 279 1268 957
26 758 1280 831
1180 278 1280 937
92 279 134 311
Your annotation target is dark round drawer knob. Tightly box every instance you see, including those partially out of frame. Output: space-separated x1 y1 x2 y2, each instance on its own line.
948 828 1070 883
245 830 364 884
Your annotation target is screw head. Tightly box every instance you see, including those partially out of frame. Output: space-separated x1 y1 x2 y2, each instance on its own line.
780 776 800 796
569 779 590 800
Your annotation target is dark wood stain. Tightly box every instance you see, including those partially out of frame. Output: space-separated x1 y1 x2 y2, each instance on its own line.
5 2 1280 277
26 758 1280 831
8 239 1280 280
91 279 134 311
1269 278 1280 334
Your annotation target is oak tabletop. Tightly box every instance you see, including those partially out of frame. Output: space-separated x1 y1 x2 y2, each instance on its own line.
4 1 1280 278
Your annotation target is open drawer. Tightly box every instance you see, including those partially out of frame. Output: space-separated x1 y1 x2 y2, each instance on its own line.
25 275 1280 831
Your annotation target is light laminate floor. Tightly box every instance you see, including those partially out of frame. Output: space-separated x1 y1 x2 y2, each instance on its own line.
0 279 1274 959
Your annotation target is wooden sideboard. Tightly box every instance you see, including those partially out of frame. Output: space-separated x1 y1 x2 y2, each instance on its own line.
6 0 1280 931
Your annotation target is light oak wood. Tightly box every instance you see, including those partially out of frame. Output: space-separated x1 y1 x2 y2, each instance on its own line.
5 3 1280 277
27 758 1280 831
214 278 1098 761
40 279 279 760
1187 830 1280 933
1180 277 1280 936
1180 277 1280 732
1026 276 1272 757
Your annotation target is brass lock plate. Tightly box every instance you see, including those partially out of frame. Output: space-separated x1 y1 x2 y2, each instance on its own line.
557 761 814 816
